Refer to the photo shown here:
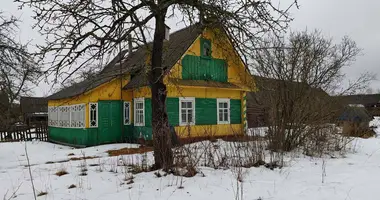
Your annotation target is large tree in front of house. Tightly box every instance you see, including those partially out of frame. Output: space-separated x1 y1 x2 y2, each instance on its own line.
16 0 299 170
0 12 40 129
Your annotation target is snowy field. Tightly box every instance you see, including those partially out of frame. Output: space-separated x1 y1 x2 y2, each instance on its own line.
1 123 380 200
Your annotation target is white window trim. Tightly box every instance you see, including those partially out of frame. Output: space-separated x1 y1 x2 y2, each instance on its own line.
134 98 145 126
124 101 131 125
217 98 230 124
70 103 86 129
48 104 86 128
179 97 196 126
89 102 98 128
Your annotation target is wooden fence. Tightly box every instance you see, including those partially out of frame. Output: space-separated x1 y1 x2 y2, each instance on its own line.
0 124 48 142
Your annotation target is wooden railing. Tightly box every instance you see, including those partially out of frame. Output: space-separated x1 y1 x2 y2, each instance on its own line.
0 124 48 142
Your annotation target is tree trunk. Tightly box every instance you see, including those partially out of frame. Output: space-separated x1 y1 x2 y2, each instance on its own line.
150 10 173 171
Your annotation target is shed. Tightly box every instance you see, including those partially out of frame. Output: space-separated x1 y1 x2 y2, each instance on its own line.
20 96 48 126
338 105 373 137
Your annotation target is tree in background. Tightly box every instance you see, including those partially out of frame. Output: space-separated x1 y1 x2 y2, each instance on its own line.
16 0 299 170
0 13 40 129
253 30 373 154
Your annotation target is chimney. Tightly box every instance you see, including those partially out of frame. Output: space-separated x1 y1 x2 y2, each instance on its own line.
165 24 170 41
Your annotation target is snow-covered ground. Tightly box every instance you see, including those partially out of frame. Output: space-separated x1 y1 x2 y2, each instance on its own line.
1 123 380 200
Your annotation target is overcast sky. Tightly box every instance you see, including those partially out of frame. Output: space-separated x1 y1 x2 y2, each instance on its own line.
2 0 380 96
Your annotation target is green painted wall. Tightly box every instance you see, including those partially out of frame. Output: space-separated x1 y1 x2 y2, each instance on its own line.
167 98 179 126
124 125 134 142
182 55 227 82
144 98 152 127
49 100 126 147
230 99 242 124
196 98 217 125
49 98 242 146
49 127 98 147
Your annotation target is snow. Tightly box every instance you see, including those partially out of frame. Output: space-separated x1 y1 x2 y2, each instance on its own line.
1 126 380 200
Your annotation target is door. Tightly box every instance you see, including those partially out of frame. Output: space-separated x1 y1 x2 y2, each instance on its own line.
98 101 122 144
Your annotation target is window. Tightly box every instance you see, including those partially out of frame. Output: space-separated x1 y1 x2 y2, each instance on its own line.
217 99 230 124
89 102 98 128
124 101 131 125
48 106 58 126
201 38 211 57
48 104 85 128
58 106 70 127
134 98 144 126
70 104 85 128
179 97 195 126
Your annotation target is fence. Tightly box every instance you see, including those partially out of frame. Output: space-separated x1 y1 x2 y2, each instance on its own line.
0 124 48 142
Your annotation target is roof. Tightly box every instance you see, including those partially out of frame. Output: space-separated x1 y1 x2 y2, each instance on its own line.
338 106 373 122
247 75 330 108
20 96 48 114
49 24 203 100
336 94 380 106
48 50 129 100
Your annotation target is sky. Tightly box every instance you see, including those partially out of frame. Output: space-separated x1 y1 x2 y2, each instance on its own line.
2 0 380 97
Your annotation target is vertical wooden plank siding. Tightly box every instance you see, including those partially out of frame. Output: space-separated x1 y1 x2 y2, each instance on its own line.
167 98 180 126
181 55 227 82
195 98 217 125
230 99 242 124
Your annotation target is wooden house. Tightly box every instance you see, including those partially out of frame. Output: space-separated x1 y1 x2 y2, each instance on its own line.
336 94 380 116
20 97 48 126
47 24 255 147
247 76 333 128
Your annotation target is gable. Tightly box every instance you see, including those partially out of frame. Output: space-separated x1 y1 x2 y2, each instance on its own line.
166 26 255 91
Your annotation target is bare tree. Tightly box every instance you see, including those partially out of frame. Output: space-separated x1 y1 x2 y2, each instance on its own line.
16 0 299 170
253 30 372 153
0 13 40 129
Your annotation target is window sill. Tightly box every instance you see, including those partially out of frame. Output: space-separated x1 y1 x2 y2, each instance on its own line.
179 123 195 126
134 124 145 127
217 122 230 125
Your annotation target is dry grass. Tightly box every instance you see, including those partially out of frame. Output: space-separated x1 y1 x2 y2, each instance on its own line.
68 184 76 189
37 191 48 197
55 169 68 177
107 146 153 157
70 156 99 161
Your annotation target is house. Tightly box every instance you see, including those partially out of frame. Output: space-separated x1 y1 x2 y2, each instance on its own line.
47 23 255 147
247 76 334 128
336 94 380 116
20 97 48 126
338 105 374 137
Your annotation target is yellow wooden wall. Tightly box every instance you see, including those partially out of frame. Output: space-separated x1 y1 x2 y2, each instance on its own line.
167 27 256 91
48 77 129 128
